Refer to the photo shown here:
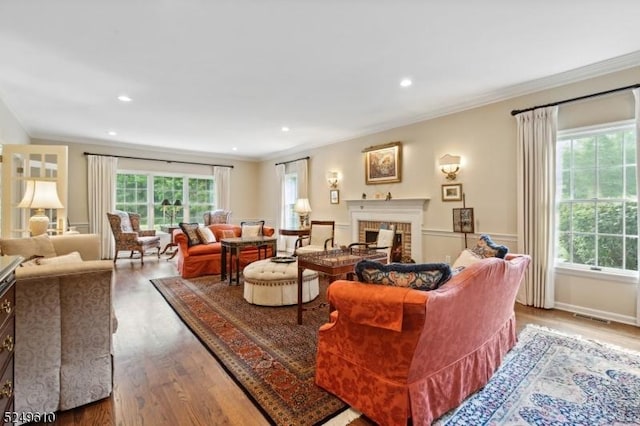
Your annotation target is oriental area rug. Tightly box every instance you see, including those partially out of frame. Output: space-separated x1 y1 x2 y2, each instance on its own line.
150 275 347 426
433 324 640 425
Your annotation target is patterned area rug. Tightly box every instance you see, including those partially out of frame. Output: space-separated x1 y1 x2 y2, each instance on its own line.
150 275 347 426
435 324 640 425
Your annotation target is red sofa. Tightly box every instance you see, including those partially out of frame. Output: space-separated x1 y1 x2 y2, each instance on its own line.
315 254 531 426
174 224 275 278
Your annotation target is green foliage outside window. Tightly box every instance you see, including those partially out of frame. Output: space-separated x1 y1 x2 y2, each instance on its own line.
556 125 638 271
116 173 215 230
116 174 149 226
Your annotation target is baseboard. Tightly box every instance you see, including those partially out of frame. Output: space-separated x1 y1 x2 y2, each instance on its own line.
554 302 637 327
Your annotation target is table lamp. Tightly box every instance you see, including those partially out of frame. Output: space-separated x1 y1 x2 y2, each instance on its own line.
18 180 64 236
294 198 312 228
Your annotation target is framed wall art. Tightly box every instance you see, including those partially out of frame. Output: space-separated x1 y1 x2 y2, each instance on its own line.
441 183 462 201
330 189 340 204
452 207 475 234
363 141 402 185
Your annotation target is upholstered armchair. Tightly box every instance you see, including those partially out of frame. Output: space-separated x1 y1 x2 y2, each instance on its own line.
203 209 232 225
0 234 116 422
348 222 397 263
107 211 161 265
295 220 335 255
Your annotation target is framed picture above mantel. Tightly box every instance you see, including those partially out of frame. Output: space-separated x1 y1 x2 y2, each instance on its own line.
363 141 402 185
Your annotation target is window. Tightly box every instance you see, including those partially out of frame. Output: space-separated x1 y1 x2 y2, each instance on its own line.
117 172 215 229
284 173 298 228
556 122 637 271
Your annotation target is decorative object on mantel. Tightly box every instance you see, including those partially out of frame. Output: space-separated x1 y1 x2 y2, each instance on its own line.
439 154 461 181
330 189 340 204
386 192 392 200
452 193 474 248
363 141 402 185
442 183 462 201
361 192 367 199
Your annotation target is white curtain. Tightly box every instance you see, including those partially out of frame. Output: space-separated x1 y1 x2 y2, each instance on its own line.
633 88 640 326
515 106 558 309
214 166 231 211
275 164 286 248
88 155 118 259
292 159 308 199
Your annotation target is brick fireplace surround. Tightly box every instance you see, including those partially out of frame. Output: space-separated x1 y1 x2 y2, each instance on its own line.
346 198 428 262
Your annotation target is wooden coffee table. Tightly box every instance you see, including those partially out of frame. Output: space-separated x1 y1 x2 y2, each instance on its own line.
296 248 387 324
220 236 278 284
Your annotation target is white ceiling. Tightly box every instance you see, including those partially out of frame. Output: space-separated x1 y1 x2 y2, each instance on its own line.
1 1 639 161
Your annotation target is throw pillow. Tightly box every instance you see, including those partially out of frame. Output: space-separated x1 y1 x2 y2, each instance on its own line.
196 227 217 244
36 251 83 265
20 255 44 267
0 234 57 259
452 249 482 270
241 224 262 237
471 234 508 259
355 260 452 291
179 222 201 247
221 229 237 239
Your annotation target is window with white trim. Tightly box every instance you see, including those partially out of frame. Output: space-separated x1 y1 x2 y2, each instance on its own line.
116 172 215 229
555 122 637 271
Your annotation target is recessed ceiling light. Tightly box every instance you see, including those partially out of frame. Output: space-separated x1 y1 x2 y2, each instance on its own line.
232 147 238 151
107 130 117 136
400 78 413 88
117 95 132 102
281 126 290 132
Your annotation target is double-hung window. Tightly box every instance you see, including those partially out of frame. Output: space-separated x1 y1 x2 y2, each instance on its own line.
555 121 637 272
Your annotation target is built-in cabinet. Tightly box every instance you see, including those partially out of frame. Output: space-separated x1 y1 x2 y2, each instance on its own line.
0 256 20 425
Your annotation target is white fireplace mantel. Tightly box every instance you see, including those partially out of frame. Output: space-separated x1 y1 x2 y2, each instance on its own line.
346 198 429 261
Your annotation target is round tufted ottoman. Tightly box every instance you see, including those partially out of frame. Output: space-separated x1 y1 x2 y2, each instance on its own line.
243 258 320 306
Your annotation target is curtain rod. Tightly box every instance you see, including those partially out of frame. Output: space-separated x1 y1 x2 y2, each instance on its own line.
510 83 640 116
274 156 310 166
83 152 234 168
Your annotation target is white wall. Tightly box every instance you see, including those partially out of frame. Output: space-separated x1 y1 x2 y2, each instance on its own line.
31 139 262 232
0 96 29 145
258 66 640 324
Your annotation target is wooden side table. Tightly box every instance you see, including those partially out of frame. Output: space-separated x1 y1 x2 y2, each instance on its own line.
160 226 180 260
279 227 310 237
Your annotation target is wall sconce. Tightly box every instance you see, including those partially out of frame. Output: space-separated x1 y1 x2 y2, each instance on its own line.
294 198 312 228
439 154 461 181
161 199 182 226
18 179 64 236
326 171 340 188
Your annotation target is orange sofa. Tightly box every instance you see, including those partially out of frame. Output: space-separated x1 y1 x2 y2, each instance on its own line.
174 224 275 278
315 254 531 426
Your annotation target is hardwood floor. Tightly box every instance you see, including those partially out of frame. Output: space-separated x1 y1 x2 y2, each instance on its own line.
37 256 640 425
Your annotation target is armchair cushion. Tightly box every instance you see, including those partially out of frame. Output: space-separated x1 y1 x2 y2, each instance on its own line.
115 211 133 232
355 260 452 291
179 222 201 247
36 251 83 265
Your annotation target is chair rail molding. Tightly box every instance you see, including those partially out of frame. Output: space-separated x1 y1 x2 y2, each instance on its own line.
346 198 429 262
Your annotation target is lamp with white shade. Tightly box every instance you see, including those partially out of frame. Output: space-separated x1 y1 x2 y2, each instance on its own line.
18 180 64 236
294 198 312 228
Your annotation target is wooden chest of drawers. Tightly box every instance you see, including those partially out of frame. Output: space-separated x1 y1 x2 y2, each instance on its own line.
0 256 20 426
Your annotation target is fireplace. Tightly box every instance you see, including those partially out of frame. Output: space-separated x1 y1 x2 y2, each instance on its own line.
347 198 428 262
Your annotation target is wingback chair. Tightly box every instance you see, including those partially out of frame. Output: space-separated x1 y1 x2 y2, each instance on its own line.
295 220 335 255
106 211 161 265
203 209 232 225
348 222 397 263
